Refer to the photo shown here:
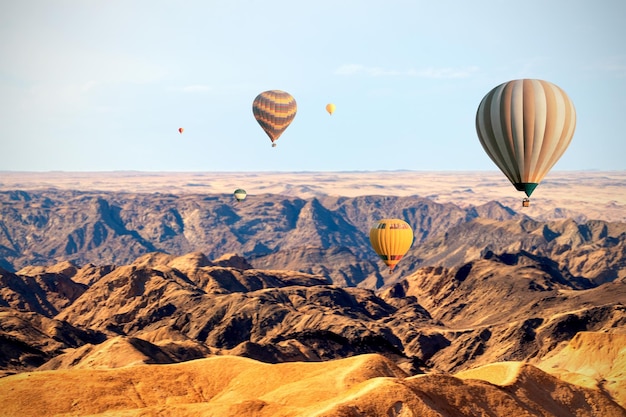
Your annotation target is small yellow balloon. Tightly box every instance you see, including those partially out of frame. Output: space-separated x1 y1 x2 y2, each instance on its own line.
325 103 336 115
369 218 413 273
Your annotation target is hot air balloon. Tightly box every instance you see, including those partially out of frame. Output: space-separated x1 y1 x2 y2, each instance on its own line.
475 79 576 207
252 90 297 147
178 128 184 134
326 103 336 115
233 188 247 202
369 218 414 273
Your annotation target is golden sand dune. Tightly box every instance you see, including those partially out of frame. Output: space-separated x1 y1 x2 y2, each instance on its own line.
455 361 525 386
0 354 404 417
537 332 626 408
37 336 174 371
455 332 626 409
1 353 624 417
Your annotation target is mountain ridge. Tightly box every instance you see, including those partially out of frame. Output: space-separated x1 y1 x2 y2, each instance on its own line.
2 190 624 290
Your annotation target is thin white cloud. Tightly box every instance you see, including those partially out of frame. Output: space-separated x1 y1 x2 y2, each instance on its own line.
335 64 478 79
410 67 479 79
177 85 213 93
81 81 98 93
590 55 626 77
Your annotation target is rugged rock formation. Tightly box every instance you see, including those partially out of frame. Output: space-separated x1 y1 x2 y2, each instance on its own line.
1 252 624 388
1 190 625 290
380 252 626 373
0 307 105 376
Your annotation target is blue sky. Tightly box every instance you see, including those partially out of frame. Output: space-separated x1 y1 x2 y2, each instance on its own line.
1 0 625 172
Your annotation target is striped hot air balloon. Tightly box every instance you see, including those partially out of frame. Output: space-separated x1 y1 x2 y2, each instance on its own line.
475 79 576 206
252 90 297 147
369 219 414 273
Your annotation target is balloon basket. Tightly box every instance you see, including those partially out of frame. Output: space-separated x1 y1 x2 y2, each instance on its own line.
522 198 530 207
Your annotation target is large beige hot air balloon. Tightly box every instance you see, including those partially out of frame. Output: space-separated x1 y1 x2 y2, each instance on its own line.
475 79 576 206
252 90 297 147
369 219 414 273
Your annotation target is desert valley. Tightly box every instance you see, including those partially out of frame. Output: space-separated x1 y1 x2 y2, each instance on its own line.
0 170 625 416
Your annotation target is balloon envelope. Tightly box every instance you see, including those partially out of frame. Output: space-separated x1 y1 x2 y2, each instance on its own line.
325 103 336 115
475 79 576 197
178 128 184 134
252 90 297 147
369 219 414 272
233 188 247 202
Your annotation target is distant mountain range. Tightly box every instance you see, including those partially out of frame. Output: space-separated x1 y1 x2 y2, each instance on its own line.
1 190 624 289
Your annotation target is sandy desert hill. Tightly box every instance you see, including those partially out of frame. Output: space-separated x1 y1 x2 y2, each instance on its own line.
2 351 625 417
0 171 625 416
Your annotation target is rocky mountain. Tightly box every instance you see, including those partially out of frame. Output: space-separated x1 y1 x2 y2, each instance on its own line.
1 250 625 413
380 251 626 373
0 308 105 376
393 216 626 287
1 190 625 290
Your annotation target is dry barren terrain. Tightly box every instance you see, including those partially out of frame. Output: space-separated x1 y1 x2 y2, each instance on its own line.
2 347 625 417
2 170 625 222
0 170 624 416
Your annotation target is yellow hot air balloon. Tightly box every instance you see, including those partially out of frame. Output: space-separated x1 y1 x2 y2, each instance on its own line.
252 90 297 147
475 79 576 207
325 103 336 115
369 218 414 273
